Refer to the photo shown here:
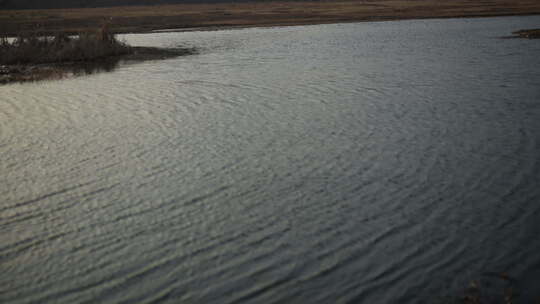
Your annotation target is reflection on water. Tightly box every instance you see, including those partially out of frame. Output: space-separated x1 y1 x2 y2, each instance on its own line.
46 59 122 82
69 59 120 75
2 47 196 84
1 16 540 304
0 58 121 84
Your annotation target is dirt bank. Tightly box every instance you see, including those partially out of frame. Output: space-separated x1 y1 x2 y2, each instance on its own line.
1 0 539 36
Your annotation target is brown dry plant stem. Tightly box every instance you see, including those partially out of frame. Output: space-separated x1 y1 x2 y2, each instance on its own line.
0 27 131 65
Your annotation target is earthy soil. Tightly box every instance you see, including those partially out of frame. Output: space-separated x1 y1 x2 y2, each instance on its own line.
1 0 540 36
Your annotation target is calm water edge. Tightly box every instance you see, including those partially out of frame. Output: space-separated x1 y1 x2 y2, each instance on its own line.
2 16 540 304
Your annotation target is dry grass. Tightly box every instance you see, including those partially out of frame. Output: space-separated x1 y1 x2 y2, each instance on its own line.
1 0 540 35
0 25 131 65
0 22 196 84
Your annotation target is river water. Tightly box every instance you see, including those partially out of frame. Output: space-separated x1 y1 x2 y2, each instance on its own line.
2 16 540 303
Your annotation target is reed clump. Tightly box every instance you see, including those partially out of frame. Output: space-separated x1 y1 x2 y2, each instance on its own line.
0 24 132 65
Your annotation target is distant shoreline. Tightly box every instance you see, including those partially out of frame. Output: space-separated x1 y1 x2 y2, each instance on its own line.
1 0 540 36
147 14 540 35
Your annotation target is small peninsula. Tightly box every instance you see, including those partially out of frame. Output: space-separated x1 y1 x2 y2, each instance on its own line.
0 26 195 84
512 29 540 38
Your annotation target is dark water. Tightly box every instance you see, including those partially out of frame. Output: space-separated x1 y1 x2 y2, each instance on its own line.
1 16 540 303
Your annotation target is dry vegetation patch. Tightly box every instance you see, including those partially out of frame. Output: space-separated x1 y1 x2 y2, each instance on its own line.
0 25 196 84
0 31 131 65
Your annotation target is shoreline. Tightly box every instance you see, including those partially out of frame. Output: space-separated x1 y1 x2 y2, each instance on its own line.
144 13 540 35
0 46 196 84
2 23 536 85
1 0 540 36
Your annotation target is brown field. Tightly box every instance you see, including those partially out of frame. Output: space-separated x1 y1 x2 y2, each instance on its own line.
1 0 540 35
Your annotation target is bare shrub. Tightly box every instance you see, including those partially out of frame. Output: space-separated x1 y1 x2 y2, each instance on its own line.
0 26 132 65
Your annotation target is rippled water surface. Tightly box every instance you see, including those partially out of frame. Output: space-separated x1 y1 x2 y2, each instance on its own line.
2 16 540 303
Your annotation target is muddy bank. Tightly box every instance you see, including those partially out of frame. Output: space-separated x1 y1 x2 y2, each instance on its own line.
512 29 540 38
1 0 540 36
0 46 196 84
